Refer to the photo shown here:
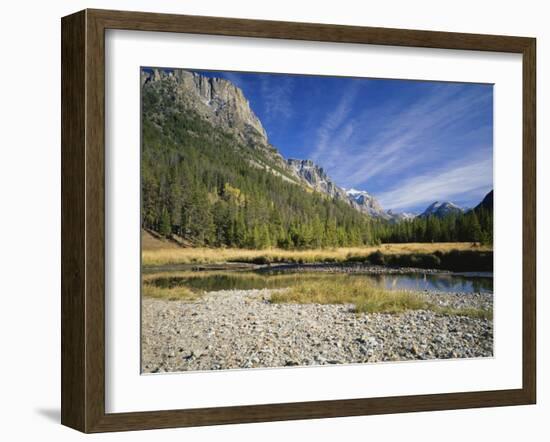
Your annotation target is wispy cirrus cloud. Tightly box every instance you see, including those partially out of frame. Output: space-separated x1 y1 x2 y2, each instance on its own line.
260 76 294 122
311 81 360 162
192 70 493 212
310 83 493 211
347 86 490 183
375 150 493 211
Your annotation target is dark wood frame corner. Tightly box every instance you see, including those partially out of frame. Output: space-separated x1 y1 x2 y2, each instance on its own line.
61 8 536 433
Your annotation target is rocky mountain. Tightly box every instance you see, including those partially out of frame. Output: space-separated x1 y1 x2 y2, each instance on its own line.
141 67 495 248
345 188 390 220
141 68 379 248
142 68 297 182
287 159 348 200
420 201 464 218
142 68 267 145
285 160 395 220
142 68 414 222
415 192 493 220
386 209 417 222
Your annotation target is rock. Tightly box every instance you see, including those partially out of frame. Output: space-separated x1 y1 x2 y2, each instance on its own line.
141 288 493 373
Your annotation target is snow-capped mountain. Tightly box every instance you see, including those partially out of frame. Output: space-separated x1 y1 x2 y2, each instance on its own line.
386 209 417 222
420 201 464 218
345 188 390 220
285 162 403 220
144 69 479 225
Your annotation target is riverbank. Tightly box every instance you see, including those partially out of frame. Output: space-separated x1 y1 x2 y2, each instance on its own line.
141 288 493 373
257 262 445 274
142 234 492 267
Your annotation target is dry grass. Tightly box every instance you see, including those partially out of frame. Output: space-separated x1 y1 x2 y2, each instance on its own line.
142 270 492 319
142 242 491 267
142 270 312 284
141 229 180 251
271 279 491 318
142 283 199 301
270 278 431 314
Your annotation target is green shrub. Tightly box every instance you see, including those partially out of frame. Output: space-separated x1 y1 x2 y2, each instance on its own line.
439 250 493 271
367 250 386 265
345 253 369 263
370 250 491 271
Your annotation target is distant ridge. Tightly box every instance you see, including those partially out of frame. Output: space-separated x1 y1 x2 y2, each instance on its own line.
142 68 492 230
420 201 464 218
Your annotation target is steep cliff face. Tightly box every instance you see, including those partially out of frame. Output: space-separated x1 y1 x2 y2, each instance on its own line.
286 161 396 220
142 68 301 185
142 68 408 220
345 189 389 219
143 68 267 146
287 159 348 200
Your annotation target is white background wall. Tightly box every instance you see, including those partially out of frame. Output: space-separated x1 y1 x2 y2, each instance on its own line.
0 0 547 440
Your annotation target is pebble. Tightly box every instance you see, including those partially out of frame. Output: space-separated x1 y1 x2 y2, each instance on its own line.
141 289 493 372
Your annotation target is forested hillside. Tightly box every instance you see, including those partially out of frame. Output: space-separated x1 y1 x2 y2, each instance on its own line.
141 68 493 249
141 85 379 248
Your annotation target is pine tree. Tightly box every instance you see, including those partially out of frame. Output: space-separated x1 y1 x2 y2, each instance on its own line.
159 208 171 238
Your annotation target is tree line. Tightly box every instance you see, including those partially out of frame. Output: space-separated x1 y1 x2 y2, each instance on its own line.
142 84 492 249
141 90 380 249
373 208 493 245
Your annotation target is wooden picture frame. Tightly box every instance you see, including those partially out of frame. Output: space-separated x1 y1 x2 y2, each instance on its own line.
61 8 536 433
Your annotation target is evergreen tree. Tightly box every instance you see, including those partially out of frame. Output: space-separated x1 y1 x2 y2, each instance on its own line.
159 208 171 238
141 83 492 249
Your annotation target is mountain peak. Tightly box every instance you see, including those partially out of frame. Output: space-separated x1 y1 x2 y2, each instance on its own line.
143 68 434 224
420 201 464 218
287 158 347 200
345 188 390 219
143 68 268 146
345 188 371 197
475 190 493 211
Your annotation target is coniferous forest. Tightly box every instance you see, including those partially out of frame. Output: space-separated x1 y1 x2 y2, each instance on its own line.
140 69 496 375
141 78 493 250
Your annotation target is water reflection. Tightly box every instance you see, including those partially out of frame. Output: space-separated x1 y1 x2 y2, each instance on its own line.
150 271 493 294
371 273 492 293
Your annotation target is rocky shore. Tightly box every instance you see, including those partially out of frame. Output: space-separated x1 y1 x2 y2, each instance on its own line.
256 263 445 274
141 288 493 373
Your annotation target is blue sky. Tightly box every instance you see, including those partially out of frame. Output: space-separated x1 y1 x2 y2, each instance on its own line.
193 69 493 213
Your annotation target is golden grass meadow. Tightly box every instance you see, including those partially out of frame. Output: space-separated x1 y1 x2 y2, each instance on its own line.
142 269 491 318
142 236 490 267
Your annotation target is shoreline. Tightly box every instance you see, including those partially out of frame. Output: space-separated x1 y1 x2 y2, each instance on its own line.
256 262 444 274
142 288 493 373
144 261 493 276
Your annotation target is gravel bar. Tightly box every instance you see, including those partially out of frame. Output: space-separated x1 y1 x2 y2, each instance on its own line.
256 263 445 274
141 289 493 373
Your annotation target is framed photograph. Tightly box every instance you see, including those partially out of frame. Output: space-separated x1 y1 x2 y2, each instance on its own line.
61 9 536 433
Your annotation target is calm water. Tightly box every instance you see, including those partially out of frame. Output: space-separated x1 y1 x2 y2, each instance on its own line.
368 272 492 293
150 271 493 294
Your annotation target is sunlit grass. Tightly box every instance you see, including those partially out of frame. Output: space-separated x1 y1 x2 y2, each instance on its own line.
142 242 491 267
142 269 492 320
270 278 431 314
270 279 491 318
142 270 332 285
142 283 199 301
